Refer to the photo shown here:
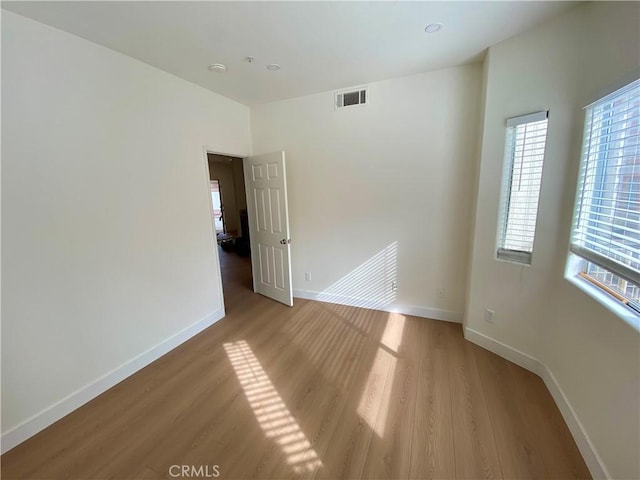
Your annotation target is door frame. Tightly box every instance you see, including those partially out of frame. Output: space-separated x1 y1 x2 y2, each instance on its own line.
201 146 249 315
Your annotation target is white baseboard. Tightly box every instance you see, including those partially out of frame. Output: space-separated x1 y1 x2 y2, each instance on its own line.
538 366 610 480
1 308 225 454
463 326 609 479
462 326 541 373
293 289 462 323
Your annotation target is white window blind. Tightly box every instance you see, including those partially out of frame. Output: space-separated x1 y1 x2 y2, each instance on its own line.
497 111 549 264
570 79 640 307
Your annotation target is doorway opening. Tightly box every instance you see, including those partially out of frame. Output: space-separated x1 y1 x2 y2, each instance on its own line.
205 149 293 308
207 153 253 309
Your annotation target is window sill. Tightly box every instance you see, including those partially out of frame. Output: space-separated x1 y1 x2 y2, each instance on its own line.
566 274 640 332
496 248 532 266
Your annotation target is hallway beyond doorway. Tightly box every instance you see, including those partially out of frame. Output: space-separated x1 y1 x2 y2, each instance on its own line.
218 246 253 313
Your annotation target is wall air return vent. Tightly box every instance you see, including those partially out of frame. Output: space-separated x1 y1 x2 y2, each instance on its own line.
335 87 368 109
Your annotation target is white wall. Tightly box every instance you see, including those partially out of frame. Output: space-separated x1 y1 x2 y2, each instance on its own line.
1 10 251 443
251 65 481 321
465 3 640 478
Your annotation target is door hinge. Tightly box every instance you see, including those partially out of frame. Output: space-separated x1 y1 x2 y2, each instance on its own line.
280 239 292 245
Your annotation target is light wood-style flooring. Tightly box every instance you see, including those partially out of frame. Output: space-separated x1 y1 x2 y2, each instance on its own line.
2 248 590 479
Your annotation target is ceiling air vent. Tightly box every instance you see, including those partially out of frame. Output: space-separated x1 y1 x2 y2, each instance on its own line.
335 87 368 109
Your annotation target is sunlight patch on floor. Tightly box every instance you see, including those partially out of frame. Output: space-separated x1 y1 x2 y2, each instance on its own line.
356 312 406 437
356 348 397 438
381 312 405 353
224 340 322 474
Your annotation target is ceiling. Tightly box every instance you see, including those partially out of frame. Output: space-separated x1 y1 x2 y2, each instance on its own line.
2 1 577 106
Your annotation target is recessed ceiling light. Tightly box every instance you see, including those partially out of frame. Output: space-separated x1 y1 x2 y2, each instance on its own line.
209 63 227 73
266 64 281 71
424 23 444 34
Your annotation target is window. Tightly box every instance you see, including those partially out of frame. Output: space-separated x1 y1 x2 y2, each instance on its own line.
496 111 549 264
569 79 640 312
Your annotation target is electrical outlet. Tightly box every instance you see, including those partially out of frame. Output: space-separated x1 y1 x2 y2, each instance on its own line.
391 281 398 292
485 309 495 324
305 272 312 282
438 288 446 298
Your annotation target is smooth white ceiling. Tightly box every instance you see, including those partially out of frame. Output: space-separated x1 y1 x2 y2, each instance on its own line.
2 1 577 105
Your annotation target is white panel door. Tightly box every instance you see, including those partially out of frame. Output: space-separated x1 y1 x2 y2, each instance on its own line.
244 151 293 306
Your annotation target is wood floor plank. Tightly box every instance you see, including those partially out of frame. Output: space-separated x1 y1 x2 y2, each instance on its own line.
1 248 591 480
206 321 318 479
409 319 456 479
446 324 502 479
362 314 420 480
254 304 375 480
123 465 166 480
474 344 549 479
506 362 590 479
146 303 303 477
313 310 390 480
